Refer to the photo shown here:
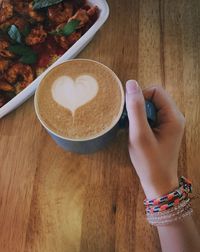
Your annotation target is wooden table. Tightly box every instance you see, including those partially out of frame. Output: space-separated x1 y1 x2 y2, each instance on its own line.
0 1 199 251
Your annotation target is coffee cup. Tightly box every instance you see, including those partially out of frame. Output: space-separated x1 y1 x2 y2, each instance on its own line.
34 59 156 154
34 59 125 154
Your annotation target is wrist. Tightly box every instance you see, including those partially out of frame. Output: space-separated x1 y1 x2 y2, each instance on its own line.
141 176 179 199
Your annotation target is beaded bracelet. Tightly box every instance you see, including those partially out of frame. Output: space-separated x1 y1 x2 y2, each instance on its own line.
145 176 193 226
145 191 188 214
144 176 192 207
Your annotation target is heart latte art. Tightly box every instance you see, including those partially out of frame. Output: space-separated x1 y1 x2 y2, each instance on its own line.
51 75 99 114
36 60 123 139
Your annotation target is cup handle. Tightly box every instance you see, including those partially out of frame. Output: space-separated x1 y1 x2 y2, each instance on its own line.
119 100 157 129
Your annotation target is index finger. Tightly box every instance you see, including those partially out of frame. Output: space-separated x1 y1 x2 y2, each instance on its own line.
143 85 184 123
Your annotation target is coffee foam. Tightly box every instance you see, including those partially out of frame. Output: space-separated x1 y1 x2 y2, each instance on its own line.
51 75 99 117
35 60 123 140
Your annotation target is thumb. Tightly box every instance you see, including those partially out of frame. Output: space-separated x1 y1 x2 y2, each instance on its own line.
126 80 149 137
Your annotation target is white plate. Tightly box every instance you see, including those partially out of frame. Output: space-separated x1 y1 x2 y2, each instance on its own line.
0 0 109 118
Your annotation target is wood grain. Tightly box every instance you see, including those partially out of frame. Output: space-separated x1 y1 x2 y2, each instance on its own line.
0 1 199 251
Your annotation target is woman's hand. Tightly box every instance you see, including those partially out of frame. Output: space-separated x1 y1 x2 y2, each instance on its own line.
126 80 185 199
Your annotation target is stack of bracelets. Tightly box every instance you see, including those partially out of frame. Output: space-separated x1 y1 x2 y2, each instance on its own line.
144 176 193 226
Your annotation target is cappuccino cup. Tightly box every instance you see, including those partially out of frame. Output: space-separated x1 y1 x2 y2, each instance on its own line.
34 59 125 154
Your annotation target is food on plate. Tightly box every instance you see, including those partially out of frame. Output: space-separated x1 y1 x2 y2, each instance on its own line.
0 39 15 58
48 2 73 24
0 0 99 108
0 1 13 25
25 25 47 45
5 63 35 90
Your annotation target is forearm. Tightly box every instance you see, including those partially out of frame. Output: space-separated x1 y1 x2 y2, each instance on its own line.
143 178 200 252
126 83 200 251
157 216 200 252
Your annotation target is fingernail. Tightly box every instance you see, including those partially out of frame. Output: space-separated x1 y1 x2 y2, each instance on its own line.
126 80 140 94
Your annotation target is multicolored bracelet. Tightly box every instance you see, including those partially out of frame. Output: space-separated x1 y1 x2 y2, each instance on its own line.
145 176 193 226
146 200 193 226
144 176 192 207
145 191 188 214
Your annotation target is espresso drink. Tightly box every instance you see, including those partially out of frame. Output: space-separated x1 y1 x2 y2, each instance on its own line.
35 59 124 139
